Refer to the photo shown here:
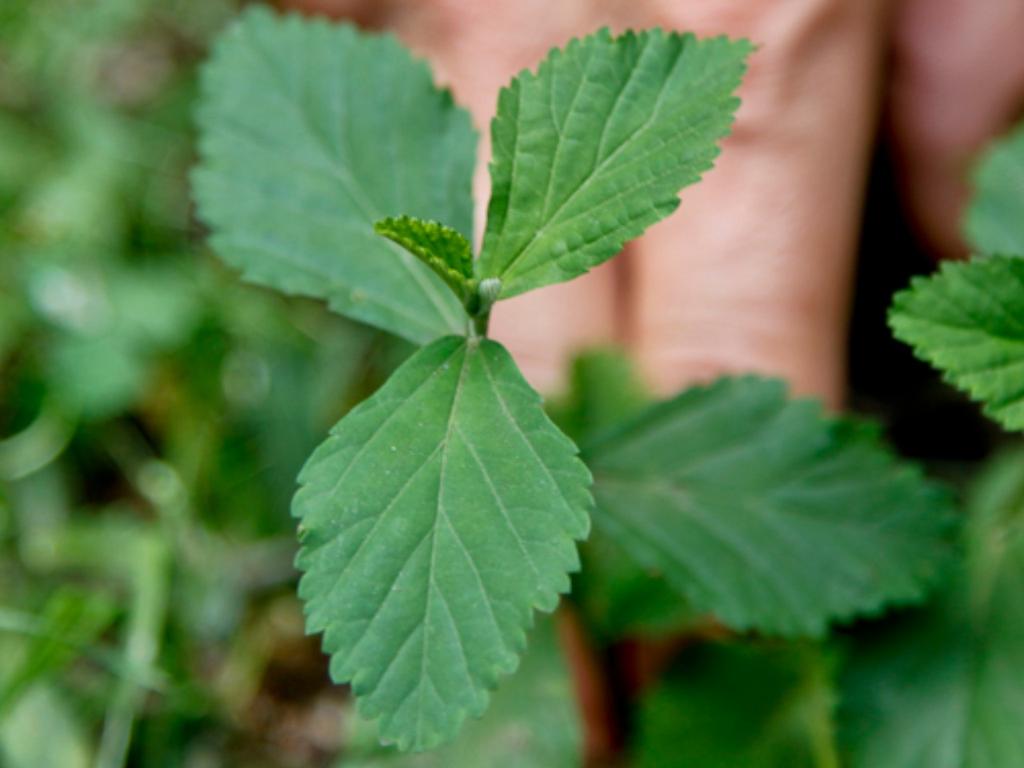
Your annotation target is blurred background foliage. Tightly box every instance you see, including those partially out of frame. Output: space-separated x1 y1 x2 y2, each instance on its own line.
0 1 1017 767
0 2 418 765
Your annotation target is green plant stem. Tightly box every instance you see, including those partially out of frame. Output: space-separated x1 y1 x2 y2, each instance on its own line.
0 401 75 481
95 535 169 768
470 310 490 338
95 424 181 768
0 608 166 706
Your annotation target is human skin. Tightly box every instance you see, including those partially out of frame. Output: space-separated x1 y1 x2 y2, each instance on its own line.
284 0 1024 756
282 0 1023 409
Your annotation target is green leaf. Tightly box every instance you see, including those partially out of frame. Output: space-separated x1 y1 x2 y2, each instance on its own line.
374 216 475 307
193 8 476 344
548 347 650 445
585 376 957 637
294 336 591 751
549 348 692 638
340 617 582 768
840 449 1024 768
634 643 839 768
576 530 696 640
889 256 1024 431
966 122 1024 257
477 29 749 299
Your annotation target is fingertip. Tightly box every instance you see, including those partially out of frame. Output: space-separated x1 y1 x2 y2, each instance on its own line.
889 0 1024 259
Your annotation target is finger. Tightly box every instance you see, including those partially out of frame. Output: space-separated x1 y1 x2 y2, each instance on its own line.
557 606 618 763
277 0 387 26
628 0 888 407
388 2 624 394
287 0 622 393
889 0 1024 259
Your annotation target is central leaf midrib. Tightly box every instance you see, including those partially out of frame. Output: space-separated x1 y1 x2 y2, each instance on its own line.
415 340 474 742
455 422 543 584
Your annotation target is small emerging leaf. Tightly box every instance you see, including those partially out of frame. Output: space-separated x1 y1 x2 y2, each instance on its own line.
193 8 475 343
478 29 750 299
294 336 591 751
966 122 1024 257
585 376 957 637
890 256 1024 431
374 216 474 307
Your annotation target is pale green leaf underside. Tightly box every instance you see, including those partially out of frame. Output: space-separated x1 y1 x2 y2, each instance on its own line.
193 8 475 344
374 215 474 305
890 256 1024 431
585 376 956 637
966 122 1024 257
841 451 1024 768
478 29 750 299
293 336 591 751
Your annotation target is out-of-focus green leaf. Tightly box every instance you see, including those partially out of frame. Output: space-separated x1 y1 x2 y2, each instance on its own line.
634 642 839 768
841 449 1024 768
341 617 582 768
28 262 200 418
576 529 695 640
47 335 147 418
19 101 136 248
549 349 690 638
586 376 957 636
548 348 650 445
0 293 29 365
0 685 91 768
0 0 149 87
193 7 476 344
0 113 49 203
966 123 1024 257
889 256 1024 431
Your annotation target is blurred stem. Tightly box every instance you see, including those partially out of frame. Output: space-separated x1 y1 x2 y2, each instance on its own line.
0 401 75 481
103 421 196 564
95 424 179 768
95 534 169 768
0 607 166 694
762 647 841 768
470 309 490 338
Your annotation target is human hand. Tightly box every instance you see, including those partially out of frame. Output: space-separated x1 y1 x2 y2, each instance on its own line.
280 0 1024 755
284 0 1022 411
